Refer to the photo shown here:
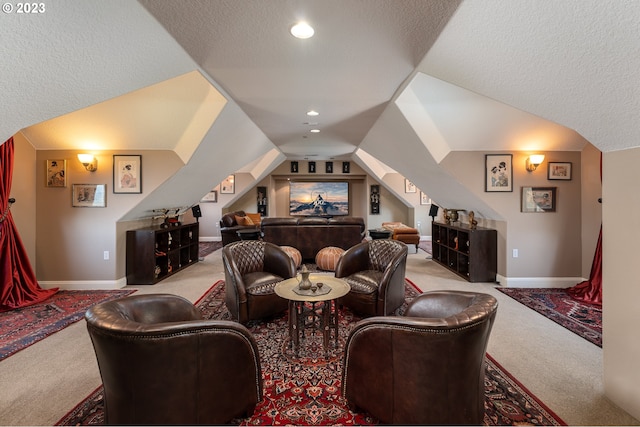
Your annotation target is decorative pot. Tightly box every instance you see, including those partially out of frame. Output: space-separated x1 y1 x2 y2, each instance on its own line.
298 265 312 290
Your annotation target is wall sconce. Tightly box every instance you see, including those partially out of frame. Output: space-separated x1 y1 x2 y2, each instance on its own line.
77 154 97 172
526 154 545 172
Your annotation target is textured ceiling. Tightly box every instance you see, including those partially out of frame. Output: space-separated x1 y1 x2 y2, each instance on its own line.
140 0 461 160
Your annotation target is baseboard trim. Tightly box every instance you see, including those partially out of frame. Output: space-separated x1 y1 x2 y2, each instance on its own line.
39 277 128 290
496 274 586 288
199 236 222 242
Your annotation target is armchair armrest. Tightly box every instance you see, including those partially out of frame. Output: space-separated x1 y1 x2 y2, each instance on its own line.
264 243 296 279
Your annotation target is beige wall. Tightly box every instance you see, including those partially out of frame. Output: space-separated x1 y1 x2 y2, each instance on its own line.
34 149 183 286
603 148 640 420
441 149 600 284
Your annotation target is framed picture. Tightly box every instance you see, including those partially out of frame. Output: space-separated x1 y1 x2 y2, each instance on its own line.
521 186 556 212
370 185 380 215
420 191 431 205
220 175 235 194
46 159 66 187
342 161 350 173
308 161 316 173
405 179 416 193
325 161 333 174
257 186 267 216
485 154 513 192
548 162 572 180
201 190 217 203
290 161 299 173
113 155 142 193
72 184 106 207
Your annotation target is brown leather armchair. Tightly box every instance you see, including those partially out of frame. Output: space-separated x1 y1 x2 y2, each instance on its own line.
334 239 408 316
222 240 296 324
85 293 262 425
342 290 498 425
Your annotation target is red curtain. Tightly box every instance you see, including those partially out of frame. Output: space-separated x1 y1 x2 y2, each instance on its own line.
1 137 57 311
566 153 602 307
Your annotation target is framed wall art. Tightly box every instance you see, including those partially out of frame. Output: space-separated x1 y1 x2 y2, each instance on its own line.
290 161 299 173
72 184 106 207
257 186 267 216
46 159 67 187
405 179 416 193
201 190 217 203
548 162 572 180
370 185 380 214
485 154 513 192
113 155 141 193
325 161 333 173
521 186 556 212
308 161 316 173
220 175 235 194
420 191 431 205
342 161 350 173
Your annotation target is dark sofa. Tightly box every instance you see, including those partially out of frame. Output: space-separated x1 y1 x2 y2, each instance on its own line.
261 216 365 260
220 211 260 246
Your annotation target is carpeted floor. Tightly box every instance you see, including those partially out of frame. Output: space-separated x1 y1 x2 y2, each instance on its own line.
497 287 602 347
0 289 135 361
58 280 564 426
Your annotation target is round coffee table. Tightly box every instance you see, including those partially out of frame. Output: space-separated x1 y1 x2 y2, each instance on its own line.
275 275 350 357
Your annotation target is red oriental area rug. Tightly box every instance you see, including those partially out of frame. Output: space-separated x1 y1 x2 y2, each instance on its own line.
497 287 602 347
57 280 565 426
0 289 135 361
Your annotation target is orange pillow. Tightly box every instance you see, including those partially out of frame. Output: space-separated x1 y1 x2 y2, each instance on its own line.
234 215 254 226
245 212 262 226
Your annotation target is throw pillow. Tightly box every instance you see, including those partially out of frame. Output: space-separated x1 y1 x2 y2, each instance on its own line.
245 212 262 226
234 215 254 226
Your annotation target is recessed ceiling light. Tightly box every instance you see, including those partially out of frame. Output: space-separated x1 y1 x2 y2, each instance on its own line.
310 129 320 133
291 22 314 39
307 110 319 116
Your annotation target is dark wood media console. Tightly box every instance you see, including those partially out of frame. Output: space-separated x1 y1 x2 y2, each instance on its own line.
126 222 199 285
431 221 497 283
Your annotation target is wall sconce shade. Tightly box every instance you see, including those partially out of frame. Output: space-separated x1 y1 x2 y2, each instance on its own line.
526 154 545 172
77 154 97 172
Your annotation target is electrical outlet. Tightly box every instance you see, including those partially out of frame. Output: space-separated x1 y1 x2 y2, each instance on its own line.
104 251 109 260
512 249 518 258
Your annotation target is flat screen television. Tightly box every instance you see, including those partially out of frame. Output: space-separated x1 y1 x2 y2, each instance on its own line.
289 181 349 216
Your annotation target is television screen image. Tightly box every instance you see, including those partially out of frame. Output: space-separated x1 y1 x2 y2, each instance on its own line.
289 181 349 216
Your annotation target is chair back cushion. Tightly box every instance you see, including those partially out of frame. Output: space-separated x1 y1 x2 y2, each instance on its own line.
368 239 405 271
226 241 266 276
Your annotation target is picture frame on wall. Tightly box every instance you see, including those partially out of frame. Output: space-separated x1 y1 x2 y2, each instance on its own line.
257 186 267 216
308 161 316 173
200 190 217 203
220 175 235 194
420 191 431 205
405 179 416 193
370 185 380 215
46 159 67 187
72 184 106 207
521 186 556 212
342 161 350 173
548 162 572 180
485 154 513 192
113 155 142 193
325 161 333 173
291 161 299 173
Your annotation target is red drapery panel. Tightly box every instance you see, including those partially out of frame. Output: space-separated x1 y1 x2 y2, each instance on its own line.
0 137 57 311
566 152 602 307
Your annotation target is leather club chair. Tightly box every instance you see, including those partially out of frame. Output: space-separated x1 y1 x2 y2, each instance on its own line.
85 293 262 425
222 240 296 324
342 290 498 425
334 239 408 316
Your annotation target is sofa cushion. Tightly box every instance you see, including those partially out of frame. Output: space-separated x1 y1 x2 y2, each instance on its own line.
245 213 262 226
235 215 254 226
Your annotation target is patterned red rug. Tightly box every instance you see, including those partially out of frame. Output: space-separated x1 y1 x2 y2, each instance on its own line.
57 280 565 426
199 241 222 258
497 287 602 347
0 289 135 361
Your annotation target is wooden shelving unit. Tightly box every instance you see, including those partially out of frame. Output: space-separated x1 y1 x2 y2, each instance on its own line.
431 221 497 283
126 222 199 285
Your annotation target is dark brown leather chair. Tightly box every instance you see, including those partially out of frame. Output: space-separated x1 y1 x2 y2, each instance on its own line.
85 293 262 425
342 290 498 425
222 240 296 324
334 239 408 316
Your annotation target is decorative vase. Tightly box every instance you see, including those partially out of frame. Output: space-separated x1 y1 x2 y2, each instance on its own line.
298 265 312 290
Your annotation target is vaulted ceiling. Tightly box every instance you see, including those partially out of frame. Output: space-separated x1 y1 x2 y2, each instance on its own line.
2 0 639 219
